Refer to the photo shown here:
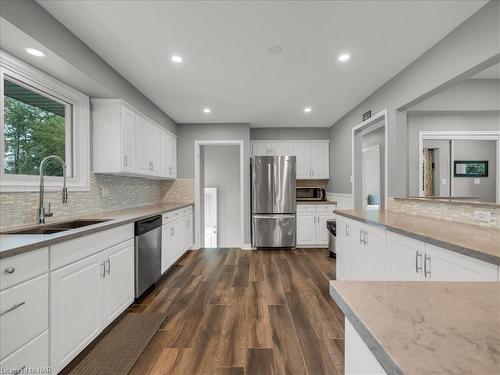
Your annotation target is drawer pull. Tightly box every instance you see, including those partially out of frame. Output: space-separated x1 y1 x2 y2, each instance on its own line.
4 266 16 274
0 301 26 316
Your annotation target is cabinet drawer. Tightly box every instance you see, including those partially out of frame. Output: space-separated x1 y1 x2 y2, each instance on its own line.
0 331 49 374
51 224 133 270
0 248 48 291
163 209 182 223
297 205 316 212
0 274 48 359
316 205 336 213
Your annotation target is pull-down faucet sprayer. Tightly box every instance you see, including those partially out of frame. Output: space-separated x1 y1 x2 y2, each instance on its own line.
37 155 68 224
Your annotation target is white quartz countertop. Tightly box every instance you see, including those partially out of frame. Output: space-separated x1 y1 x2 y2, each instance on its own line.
0 202 193 258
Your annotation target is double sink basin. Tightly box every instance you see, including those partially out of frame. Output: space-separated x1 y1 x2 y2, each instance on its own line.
2 219 110 235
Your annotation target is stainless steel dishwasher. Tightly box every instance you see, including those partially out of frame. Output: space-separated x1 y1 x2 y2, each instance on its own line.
134 215 162 298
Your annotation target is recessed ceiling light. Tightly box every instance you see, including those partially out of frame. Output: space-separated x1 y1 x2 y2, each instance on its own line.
338 53 350 62
25 48 45 57
304 107 312 113
203 108 211 113
171 55 183 63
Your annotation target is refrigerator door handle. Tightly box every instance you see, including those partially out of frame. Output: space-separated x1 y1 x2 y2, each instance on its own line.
253 214 296 219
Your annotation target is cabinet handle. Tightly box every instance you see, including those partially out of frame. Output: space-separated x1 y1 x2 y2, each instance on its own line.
359 230 363 244
346 225 350 237
4 266 15 274
0 301 26 316
101 261 106 278
415 251 422 274
106 258 111 275
424 254 431 278
364 231 368 246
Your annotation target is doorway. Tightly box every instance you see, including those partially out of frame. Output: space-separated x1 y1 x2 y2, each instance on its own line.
194 140 245 249
352 109 388 210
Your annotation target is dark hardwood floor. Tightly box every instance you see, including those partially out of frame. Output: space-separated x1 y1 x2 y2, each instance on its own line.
128 248 345 375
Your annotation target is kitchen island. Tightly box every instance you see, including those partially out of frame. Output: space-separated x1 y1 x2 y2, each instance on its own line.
330 281 500 375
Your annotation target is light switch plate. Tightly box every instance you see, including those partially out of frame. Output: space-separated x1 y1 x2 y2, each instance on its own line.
474 178 480 185
98 180 111 198
441 178 446 185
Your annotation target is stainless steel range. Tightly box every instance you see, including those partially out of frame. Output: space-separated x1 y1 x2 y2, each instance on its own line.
251 155 296 248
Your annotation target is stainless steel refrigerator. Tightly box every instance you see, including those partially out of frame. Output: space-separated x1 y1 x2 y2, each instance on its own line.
251 155 296 248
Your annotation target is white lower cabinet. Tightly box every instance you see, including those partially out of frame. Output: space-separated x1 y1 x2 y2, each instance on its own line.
161 207 193 274
297 204 335 247
338 217 499 282
51 238 134 373
0 331 49 375
345 319 387 375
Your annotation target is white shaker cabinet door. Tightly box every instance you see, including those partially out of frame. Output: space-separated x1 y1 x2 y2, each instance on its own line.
335 218 351 280
386 232 425 281
297 212 316 245
316 213 334 246
120 105 136 171
426 244 498 281
290 142 311 178
50 252 103 373
135 115 152 174
269 142 290 155
310 141 329 178
102 240 135 327
252 142 270 156
149 123 161 175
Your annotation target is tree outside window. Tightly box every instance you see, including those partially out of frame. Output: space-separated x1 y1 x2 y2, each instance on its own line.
3 78 67 176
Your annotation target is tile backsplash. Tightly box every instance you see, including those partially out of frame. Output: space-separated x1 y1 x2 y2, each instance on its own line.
388 198 499 228
0 174 192 230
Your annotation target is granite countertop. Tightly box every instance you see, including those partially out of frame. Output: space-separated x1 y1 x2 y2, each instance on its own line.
335 209 500 265
0 202 193 259
330 281 500 375
297 200 337 204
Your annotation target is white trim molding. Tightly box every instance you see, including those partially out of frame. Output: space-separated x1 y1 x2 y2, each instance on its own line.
418 130 500 203
0 50 90 192
194 140 245 249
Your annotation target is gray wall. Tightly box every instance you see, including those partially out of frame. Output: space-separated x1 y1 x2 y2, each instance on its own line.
0 0 177 134
251 127 330 140
407 112 500 196
453 140 497 202
328 1 499 195
177 123 251 244
409 79 500 112
204 145 241 247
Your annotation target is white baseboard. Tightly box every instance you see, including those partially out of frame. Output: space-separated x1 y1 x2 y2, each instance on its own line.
241 243 254 250
327 192 353 210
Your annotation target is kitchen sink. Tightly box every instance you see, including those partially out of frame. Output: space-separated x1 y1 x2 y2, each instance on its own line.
2 219 110 235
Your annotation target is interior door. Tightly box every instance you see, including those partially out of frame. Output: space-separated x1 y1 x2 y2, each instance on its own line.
290 142 311 178
120 105 136 171
362 145 381 209
102 239 135 326
50 252 102 373
204 188 217 248
311 142 329 178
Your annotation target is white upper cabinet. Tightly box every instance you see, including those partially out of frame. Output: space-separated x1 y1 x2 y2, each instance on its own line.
251 140 329 179
92 99 177 179
160 129 177 178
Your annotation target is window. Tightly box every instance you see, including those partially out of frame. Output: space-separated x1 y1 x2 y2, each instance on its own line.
3 78 71 177
1 51 90 192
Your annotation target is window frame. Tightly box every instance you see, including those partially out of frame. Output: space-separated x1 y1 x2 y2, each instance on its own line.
0 51 90 192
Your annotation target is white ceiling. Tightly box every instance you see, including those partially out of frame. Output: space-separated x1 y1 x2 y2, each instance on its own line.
470 63 500 79
38 0 486 127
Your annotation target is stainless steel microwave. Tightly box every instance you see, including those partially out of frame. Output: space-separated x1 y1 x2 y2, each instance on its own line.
296 187 325 201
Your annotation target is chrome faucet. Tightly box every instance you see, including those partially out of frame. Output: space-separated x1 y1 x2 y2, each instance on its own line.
38 155 68 224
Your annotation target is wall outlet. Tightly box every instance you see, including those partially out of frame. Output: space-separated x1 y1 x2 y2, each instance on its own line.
474 178 480 185
474 210 492 223
441 178 446 185
98 180 111 198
